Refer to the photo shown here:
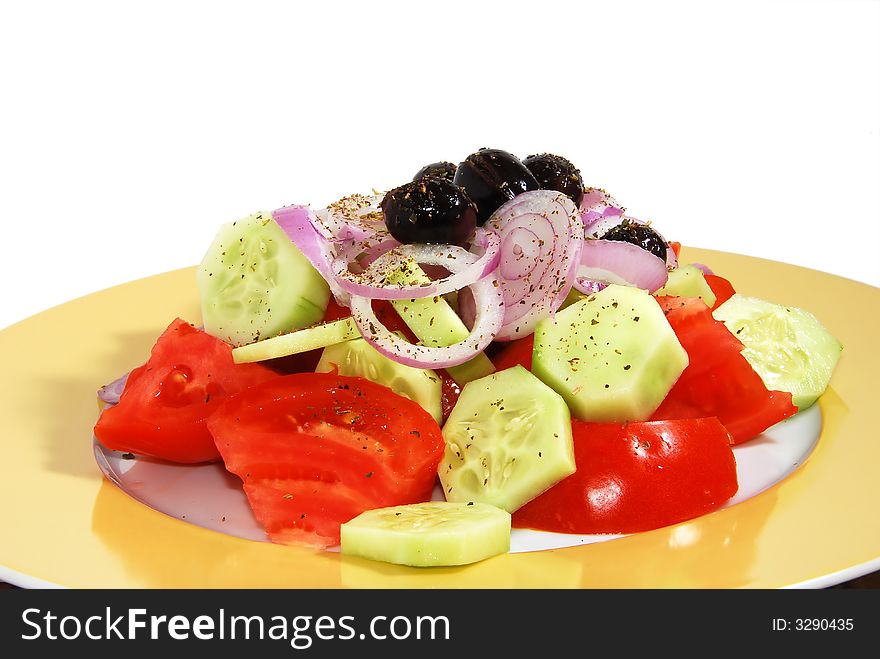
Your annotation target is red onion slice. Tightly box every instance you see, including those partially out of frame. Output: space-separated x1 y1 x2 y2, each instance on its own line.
312 192 386 242
580 187 624 229
97 371 129 406
330 229 501 301
572 278 608 295
484 190 584 341
273 205 351 306
690 262 714 275
576 239 669 293
349 255 504 369
584 212 629 240
583 209 679 270
335 235 401 270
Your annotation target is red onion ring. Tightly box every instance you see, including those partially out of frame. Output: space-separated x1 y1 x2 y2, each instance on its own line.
575 239 669 293
329 229 501 300
582 209 679 270
349 255 504 369
484 190 584 341
689 262 714 275
584 212 629 240
580 187 624 230
272 205 352 306
312 192 386 242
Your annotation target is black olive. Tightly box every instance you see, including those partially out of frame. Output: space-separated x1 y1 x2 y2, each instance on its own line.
413 161 456 183
599 219 668 262
452 148 540 225
522 153 585 207
381 177 477 246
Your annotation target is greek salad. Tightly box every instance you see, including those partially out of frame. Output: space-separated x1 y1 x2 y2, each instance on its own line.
94 148 843 568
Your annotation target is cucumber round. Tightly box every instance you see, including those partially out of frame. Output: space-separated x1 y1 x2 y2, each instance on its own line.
654 265 717 307
340 501 510 567
439 365 575 512
197 212 330 346
713 294 843 409
316 338 443 423
532 284 689 422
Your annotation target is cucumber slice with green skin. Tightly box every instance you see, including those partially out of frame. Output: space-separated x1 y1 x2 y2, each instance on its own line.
713 294 843 409
439 365 575 512
316 338 443 423
532 284 689 422
232 318 357 364
386 261 495 386
197 212 330 347
654 265 717 307
341 501 510 567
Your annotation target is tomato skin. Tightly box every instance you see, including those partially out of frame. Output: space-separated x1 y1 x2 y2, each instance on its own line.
93 318 279 463
491 335 534 371
651 296 797 443
512 418 738 534
206 372 445 547
704 274 736 310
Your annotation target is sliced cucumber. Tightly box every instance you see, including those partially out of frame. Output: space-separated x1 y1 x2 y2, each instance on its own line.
559 286 586 310
316 338 443 423
232 318 357 364
197 212 330 346
340 501 510 567
532 284 689 422
386 261 495 386
654 265 717 307
439 365 574 512
713 294 843 409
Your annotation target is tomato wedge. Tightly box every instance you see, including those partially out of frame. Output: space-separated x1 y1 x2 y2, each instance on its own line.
512 418 738 534
206 372 445 547
93 318 279 463
651 296 797 443
704 273 736 310
491 335 534 371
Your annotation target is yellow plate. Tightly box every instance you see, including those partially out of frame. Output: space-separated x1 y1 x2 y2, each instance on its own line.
1 247 878 588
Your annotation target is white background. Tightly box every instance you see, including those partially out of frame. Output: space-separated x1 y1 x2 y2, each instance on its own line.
1 0 877 330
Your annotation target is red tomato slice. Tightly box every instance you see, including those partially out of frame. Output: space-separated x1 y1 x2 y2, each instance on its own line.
491 335 534 371
93 318 279 463
704 273 736 310
651 296 797 443
437 369 461 422
512 418 738 534
206 372 445 547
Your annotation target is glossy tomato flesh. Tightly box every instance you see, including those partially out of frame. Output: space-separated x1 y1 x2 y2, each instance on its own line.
491 335 534 371
651 296 797 443
206 372 445 547
93 318 279 463
512 418 738 534
704 273 736 310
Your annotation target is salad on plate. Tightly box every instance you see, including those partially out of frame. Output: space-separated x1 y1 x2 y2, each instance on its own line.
92 148 843 568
